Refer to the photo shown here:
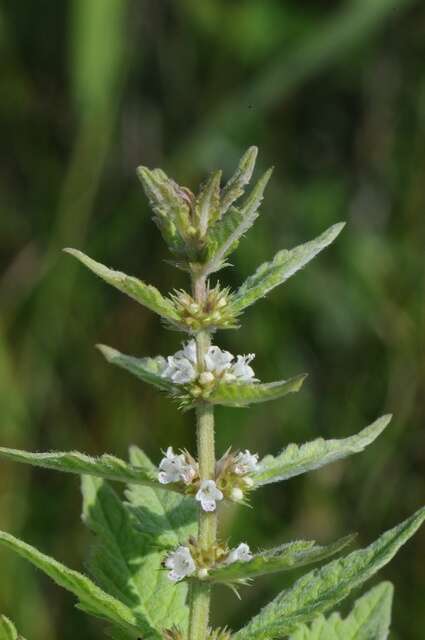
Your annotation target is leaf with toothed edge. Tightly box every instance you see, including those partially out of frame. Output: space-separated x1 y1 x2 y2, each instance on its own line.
64 249 179 322
0 616 24 640
253 415 391 488
0 447 170 490
207 374 307 407
289 581 394 640
233 507 425 640
230 222 345 313
208 534 355 583
82 475 191 637
97 344 174 392
0 531 147 637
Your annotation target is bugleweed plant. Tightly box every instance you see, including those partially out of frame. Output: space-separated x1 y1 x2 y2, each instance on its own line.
0 147 424 640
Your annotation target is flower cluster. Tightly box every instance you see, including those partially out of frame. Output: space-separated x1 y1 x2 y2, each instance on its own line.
170 286 238 332
165 542 253 583
157 448 260 510
160 340 258 386
215 449 260 503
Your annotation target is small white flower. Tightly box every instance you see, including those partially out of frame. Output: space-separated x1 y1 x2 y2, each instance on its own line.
230 487 244 502
165 546 196 582
161 354 197 384
195 479 223 512
158 447 197 485
205 346 233 374
229 354 257 383
242 476 254 488
233 450 259 475
226 543 253 565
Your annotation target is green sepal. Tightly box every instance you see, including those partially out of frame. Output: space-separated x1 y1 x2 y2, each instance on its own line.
82 475 191 636
0 447 169 491
97 344 173 392
230 222 345 313
253 415 391 488
219 146 258 217
207 374 306 407
233 506 425 640
208 534 355 584
64 249 179 322
0 616 24 640
205 168 273 274
289 581 393 640
0 531 145 637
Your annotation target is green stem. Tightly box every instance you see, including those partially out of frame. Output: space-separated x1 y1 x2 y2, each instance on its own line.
188 275 216 640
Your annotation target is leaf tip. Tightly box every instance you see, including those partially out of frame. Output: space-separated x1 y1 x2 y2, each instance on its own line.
95 344 118 362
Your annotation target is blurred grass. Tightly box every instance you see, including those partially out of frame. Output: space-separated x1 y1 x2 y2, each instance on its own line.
0 1 424 639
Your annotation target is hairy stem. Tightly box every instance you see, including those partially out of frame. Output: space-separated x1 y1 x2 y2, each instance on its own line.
188 274 216 640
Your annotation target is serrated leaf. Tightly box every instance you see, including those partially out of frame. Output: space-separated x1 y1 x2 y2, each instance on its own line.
0 447 163 489
205 169 273 274
220 146 258 216
208 374 306 408
82 475 190 636
0 616 22 640
230 222 345 313
64 249 179 322
125 446 198 550
97 344 174 392
253 415 391 488
0 531 144 637
289 581 393 640
233 506 425 640
195 170 222 236
208 535 354 583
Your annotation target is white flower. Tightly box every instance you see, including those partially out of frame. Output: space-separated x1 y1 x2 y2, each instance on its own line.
165 546 196 582
158 447 197 485
204 346 233 374
233 450 259 475
160 340 198 384
195 479 223 512
226 543 253 565
229 354 257 382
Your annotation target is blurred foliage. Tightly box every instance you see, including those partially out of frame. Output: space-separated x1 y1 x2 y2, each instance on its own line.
0 0 424 638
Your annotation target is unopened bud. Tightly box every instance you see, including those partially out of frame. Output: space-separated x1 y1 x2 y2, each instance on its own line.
199 371 215 386
231 488 244 502
197 568 209 579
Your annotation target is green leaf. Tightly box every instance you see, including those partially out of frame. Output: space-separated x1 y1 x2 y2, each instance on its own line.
0 447 162 489
0 531 142 636
136 166 190 256
64 248 179 322
82 475 190 637
195 170 222 236
230 222 345 313
125 446 198 550
233 506 425 640
0 616 22 640
208 374 306 407
208 535 355 584
220 146 258 216
97 344 173 392
289 581 394 640
205 169 273 274
253 415 391 488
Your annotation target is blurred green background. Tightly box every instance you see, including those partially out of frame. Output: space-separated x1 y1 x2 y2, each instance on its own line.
0 0 424 638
